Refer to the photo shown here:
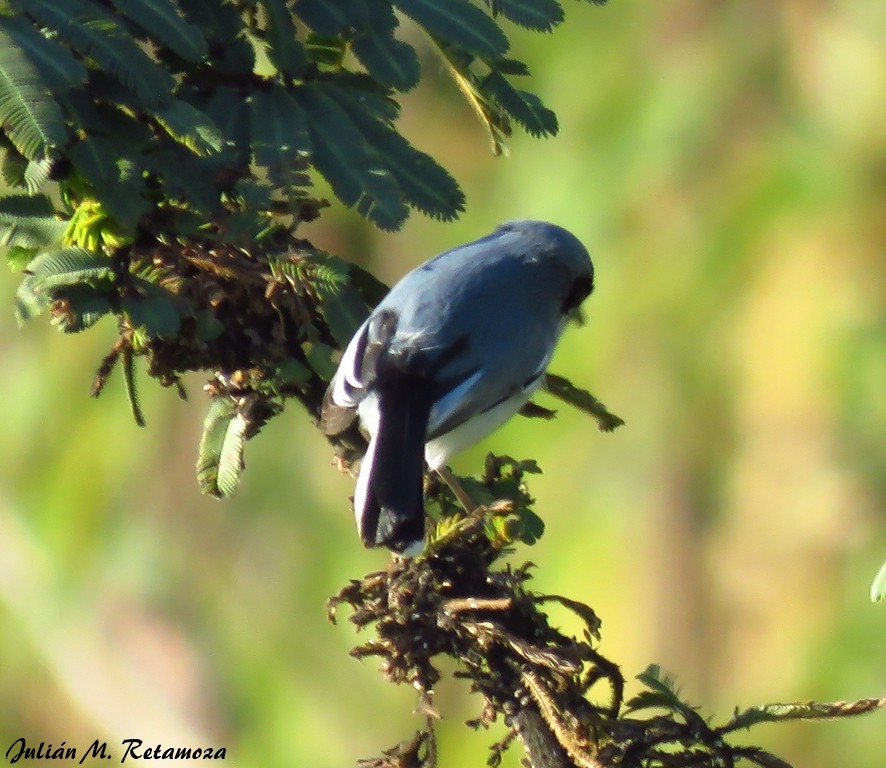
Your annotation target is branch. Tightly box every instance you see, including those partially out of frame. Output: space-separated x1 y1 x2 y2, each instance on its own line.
327 475 886 768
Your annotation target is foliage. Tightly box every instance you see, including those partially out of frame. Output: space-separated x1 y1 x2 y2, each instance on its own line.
0 0 608 496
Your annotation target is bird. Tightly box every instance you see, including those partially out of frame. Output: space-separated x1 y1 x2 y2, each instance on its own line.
320 220 594 554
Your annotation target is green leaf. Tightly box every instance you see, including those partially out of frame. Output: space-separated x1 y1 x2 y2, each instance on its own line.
197 397 247 498
1 142 28 188
296 84 407 230
201 87 251 168
351 29 421 91
483 69 558 137
394 0 509 59
329 73 400 122
314 259 370 347
0 193 66 250
22 0 176 110
14 274 51 325
6 245 38 271
122 347 146 427
109 0 209 62
156 99 224 156
14 246 111 325
68 136 127 194
26 246 111 286
23 156 53 194
329 88 464 220
121 281 184 338
872 561 886 603
68 137 150 225
64 95 155 152
249 87 312 184
179 0 255 73
487 0 564 32
271 357 312 388
304 340 337 379
304 33 347 67
49 283 113 333
259 0 308 77
0 19 67 159
0 15 88 92
217 408 249 497
295 0 352 36
141 146 222 214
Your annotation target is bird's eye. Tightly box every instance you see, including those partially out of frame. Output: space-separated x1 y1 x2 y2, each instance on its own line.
562 274 593 313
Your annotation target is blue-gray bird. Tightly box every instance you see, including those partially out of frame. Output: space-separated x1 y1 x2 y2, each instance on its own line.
320 220 594 553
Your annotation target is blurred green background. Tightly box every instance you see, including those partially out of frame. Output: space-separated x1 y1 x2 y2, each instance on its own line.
1 2 884 766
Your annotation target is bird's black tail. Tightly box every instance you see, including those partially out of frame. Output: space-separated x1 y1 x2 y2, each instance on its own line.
354 381 434 552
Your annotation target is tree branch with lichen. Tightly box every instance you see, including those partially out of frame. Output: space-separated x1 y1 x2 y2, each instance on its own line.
327 472 886 768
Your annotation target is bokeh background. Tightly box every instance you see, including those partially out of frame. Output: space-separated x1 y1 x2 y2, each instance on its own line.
1 2 884 766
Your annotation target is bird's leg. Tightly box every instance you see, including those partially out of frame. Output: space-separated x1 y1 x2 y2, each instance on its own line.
435 465 477 513
423 467 513 556
421 466 486 557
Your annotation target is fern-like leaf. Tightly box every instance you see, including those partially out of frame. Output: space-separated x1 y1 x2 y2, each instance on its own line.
0 193 66 250
21 0 176 110
259 0 308 77
178 0 255 73
0 14 87 92
0 18 67 159
249 87 312 184
483 68 558 137
156 99 224 156
330 89 464 220
109 0 208 63
295 0 352 36
486 0 564 32
394 0 509 59
197 396 249 498
297 83 407 230
351 29 421 92
14 246 111 325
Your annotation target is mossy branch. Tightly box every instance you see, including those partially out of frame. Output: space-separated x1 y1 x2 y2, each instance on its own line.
328 484 886 768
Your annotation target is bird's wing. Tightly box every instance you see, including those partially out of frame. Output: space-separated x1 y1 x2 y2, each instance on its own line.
425 345 552 440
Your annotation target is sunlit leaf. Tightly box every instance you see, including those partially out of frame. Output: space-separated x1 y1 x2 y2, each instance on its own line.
14 246 111 326
0 194 66 250
0 19 67 159
871 561 886 603
156 100 224 156
197 396 249 498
